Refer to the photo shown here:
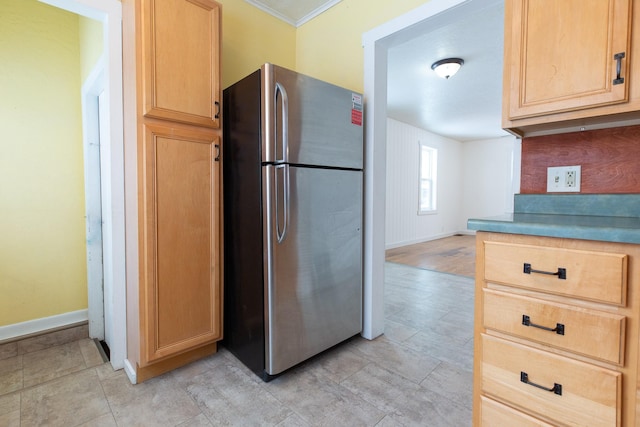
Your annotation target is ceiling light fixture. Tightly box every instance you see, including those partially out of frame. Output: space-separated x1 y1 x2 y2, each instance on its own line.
431 58 464 79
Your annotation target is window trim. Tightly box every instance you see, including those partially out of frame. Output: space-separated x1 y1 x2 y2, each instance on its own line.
418 141 437 215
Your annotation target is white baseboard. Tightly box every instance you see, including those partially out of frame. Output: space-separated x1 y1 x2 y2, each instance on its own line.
385 230 474 250
0 309 88 342
124 358 137 384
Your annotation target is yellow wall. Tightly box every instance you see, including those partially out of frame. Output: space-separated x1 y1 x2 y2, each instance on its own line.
217 0 296 88
0 0 431 329
79 16 103 83
0 0 87 326
296 0 430 92
218 0 429 92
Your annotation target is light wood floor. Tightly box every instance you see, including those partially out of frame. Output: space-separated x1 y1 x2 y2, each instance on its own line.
385 234 476 278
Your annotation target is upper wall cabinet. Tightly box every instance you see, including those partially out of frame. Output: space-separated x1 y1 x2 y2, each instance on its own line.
502 0 640 137
143 0 221 128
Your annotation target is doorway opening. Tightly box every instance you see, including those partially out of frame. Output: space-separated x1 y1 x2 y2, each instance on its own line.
362 0 508 339
40 0 126 369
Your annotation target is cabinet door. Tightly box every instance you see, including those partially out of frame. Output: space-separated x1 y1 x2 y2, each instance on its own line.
505 0 631 120
140 122 222 365
143 0 221 128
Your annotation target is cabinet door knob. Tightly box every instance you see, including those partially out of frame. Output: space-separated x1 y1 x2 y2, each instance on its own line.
613 52 626 85
214 101 220 119
214 144 220 162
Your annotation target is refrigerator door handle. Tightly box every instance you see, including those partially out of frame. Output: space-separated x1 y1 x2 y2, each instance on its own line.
275 82 289 163
275 163 290 243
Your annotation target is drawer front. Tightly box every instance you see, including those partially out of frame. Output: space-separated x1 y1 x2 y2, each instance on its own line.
484 241 627 305
480 396 553 427
483 289 626 364
482 334 621 426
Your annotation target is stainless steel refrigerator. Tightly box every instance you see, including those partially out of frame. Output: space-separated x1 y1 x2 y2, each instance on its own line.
223 63 364 381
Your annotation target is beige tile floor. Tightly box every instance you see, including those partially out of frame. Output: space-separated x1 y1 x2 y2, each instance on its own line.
0 263 474 426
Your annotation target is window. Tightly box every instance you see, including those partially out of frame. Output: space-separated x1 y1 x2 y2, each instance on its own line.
418 142 437 214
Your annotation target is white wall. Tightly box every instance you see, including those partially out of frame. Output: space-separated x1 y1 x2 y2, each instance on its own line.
461 135 521 222
385 118 520 249
385 118 465 248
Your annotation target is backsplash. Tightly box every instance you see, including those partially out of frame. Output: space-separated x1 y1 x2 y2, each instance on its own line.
520 125 640 194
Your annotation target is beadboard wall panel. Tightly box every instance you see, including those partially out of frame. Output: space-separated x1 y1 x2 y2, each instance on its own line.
385 119 519 249
385 119 464 248
521 125 640 194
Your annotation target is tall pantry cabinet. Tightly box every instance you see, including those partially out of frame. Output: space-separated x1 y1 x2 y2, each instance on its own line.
123 0 223 382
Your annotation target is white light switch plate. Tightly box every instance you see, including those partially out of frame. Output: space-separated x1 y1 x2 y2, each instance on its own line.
547 165 581 192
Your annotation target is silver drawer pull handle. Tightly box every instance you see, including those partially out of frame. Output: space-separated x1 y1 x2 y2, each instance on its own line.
523 263 566 280
522 315 564 335
520 371 562 395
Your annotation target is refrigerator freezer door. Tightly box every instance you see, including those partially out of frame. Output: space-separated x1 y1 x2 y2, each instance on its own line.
262 64 363 169
263 164 363 376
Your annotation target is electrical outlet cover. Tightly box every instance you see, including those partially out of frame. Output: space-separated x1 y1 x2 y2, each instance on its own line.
547 166 581 192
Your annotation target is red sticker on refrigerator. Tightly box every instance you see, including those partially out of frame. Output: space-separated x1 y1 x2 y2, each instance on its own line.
351 109 362 126
351 93 363 126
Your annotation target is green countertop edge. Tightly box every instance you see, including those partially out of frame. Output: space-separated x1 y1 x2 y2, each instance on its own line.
467 194 640 244
513 194 640 217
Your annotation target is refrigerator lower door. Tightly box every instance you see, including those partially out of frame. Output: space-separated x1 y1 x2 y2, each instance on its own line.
263 165 363 376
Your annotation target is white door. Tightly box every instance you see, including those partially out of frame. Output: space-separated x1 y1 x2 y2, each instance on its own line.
83 70 106 342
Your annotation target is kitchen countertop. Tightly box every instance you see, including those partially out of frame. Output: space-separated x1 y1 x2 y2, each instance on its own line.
467 194 640 244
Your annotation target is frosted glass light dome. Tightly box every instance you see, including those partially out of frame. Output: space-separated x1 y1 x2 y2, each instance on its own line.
431 58 464 79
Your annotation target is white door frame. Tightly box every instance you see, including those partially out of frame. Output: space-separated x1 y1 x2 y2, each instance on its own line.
81 57 106 341
361 0 501 339
40 0 126 369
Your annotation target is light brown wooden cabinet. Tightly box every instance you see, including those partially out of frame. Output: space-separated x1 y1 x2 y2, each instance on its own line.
473 232 640 426
142 0 221 129
502 0 640 136
123 0 223 382
139 123 221 365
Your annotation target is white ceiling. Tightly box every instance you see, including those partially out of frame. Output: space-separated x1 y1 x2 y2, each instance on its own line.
244 0 343 27
387 2 508 141
245 0 508 142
